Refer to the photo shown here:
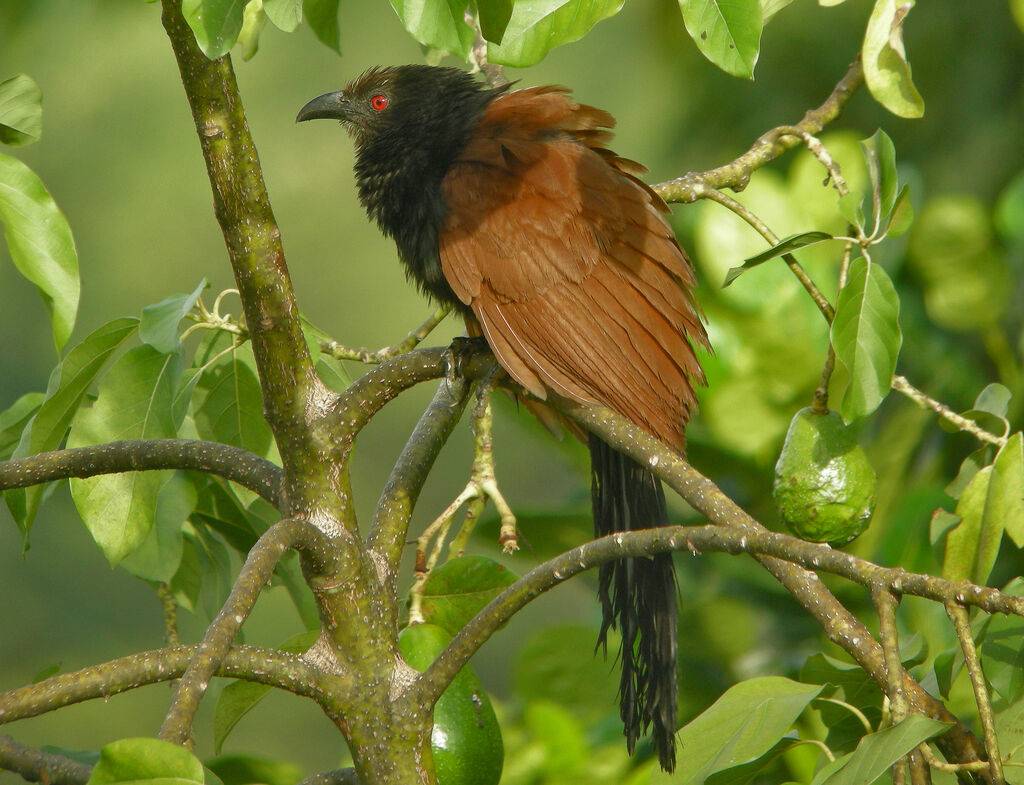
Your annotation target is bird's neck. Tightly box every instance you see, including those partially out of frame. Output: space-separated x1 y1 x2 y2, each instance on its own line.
352 93 498 305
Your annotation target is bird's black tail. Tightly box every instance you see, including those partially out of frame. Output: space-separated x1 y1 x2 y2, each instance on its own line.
590 434 678 772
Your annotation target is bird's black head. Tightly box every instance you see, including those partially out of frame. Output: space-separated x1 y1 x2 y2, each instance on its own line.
297 65 505 304
297 65 503 169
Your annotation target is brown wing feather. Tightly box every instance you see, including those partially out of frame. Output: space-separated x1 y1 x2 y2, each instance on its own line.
440 87 708 451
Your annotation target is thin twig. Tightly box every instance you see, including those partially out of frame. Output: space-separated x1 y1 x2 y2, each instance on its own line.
893 376 1008 448
946 603 1004 784
323 306 452 364
654 57 864 203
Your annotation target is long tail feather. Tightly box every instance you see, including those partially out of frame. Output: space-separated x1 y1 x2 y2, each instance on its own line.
590 433 678 771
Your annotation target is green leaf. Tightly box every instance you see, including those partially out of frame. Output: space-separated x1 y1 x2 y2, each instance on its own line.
477 0 514 43
859 130 898 229
830 257 902 421
420 555 519 635
815 715 950 785
862 0 924 118
488 0 624 68
205 754 304 785
87 737 204 784
884 184 914 238
120 472 196 582
140 279 208 354
705 738 798 785
800 653 883 754
993 432 1024 548
994 169 1024 244
944 446 991 500
723 231 834 286
928 508 960 546
182 0 248 59
838 192 865 231
390 0 476 60
942 464 1003 585
0 73 43 146
653 677 823 785
0 392 43 461
982 612 1024 704
237 0 267 60
759 0 794 23
68 346 183 565
4 318 138 542
263 0 302 30
975 383 1013 418
213 631 317 752
679 0 763 79
303 0 341 53
0 153 80 351
193 347 273 458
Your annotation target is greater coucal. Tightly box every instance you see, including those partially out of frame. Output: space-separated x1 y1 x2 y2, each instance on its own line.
298 65 708 771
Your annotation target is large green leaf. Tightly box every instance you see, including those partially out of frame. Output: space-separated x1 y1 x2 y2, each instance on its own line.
420 555 519 635
303 0 341 53
862 0 924 118
192 346 274 458
120 472 196 583
830 257 902 421
68 346 183 565
859 130 898 230
0 73 42 146
814 715 949 785
679 0 763 79
389 0 476 60
653 677 823 785
0 153 79 351
263 0 302 30
488 0 624 68
4 318 139 543
87 737 204 785
995 432 1024 547
478 0 514 43
942 432 1023 584
182 0 248 59
942 465 1001 585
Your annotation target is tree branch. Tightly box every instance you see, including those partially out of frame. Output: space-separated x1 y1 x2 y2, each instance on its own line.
0 439 282 505
653 57 864 203
160 0 320 444
158 518 337 745
366 376 475 580
332 345 495 437
323 306 452 364
0 736 91 785
0 645 323 725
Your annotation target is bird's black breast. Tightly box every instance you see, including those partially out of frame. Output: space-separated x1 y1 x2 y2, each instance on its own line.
348 67 505 308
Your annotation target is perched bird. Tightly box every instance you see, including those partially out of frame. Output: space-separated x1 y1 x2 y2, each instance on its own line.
298 65 708 771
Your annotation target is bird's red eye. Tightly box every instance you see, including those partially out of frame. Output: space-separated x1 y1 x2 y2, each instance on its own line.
370 94 389 112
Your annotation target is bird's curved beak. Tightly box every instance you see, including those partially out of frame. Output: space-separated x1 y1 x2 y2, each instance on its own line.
296 91 349 123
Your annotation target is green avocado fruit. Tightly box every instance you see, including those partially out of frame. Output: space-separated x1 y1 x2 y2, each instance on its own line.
398 623 503 785
773 407 877 545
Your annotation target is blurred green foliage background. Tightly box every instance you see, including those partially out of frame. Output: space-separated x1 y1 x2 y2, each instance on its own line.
2 0 1023 781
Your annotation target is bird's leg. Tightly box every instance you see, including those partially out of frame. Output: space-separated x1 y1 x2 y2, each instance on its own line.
452 375 519 555
407 373 518 621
